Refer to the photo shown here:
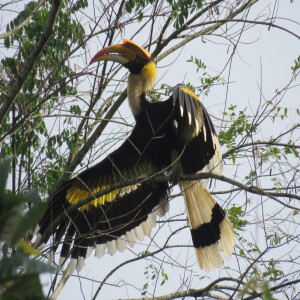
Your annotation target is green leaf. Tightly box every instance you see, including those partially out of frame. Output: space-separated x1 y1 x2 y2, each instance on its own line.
1 274 46 300
11 190 47 245
0 159 10 193
262 280 277 300
0 160 25 244
228 205 248 231
4 37 10 49
138 12 143 22
291 55 300 75
0 255 55 283
70 104 82 115
0 160 46 247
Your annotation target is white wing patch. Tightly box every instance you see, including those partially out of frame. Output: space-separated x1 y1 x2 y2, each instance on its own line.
203 123 207 142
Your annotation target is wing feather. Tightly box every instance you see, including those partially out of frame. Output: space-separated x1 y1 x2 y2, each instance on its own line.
38 180 169 271
35 113 172 272
169 84 222 175
185 94 192 125
36 82 226 273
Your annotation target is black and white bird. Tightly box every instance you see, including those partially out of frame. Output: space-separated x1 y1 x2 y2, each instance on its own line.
35 39 234 273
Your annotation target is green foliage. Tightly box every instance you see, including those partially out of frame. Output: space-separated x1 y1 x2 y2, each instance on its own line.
283 141 299 158
0 0 87 192
0 160 25 245
187 56 223 95
238 277 278 300
147 89 163 103
271 105 288 122
261 280 278 300
1 274 46 300
3 0 84 96
187 56 206 72
0 160 55 299
262 259 284 282
227 205 248 231
291 55 300 75
261 146 281 162
219 105 256 163
160 269 169 286
70 104 82 116
125 0 203 28
141 263 169 296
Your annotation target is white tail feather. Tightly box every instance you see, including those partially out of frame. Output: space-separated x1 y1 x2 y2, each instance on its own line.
182 182 216 226
181 181 234 271
219 217 235 257
33 224 40 237
196 244 223 272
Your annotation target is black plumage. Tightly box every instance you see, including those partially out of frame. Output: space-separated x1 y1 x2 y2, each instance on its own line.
35 39 234 273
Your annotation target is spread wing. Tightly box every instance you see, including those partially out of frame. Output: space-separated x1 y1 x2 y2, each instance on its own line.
36 124 169 272
35 84 231 274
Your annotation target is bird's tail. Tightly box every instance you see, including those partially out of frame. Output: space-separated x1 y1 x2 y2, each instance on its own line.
180 181 234 271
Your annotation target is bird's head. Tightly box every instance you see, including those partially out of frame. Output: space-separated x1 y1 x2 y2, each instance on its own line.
90 39 156 75
90 39 157 115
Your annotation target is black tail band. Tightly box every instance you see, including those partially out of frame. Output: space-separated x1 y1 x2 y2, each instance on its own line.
190 203 225 248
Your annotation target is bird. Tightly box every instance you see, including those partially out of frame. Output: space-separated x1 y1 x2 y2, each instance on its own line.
35 39 234 273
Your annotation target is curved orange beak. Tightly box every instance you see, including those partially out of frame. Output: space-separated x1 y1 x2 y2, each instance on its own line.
89 39 151 65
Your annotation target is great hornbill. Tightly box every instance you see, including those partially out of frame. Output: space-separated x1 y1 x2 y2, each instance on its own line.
35 39 234 273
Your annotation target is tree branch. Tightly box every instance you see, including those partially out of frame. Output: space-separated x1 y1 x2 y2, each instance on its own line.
0 0 62 123
124 277 241 300
62 89 127 179
41 171 300 248
0 0 46 39
155 0 259 63
242 279 300 300
151 0 224 59
223 139 300 159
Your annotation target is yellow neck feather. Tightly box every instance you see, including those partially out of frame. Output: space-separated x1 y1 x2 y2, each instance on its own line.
127 62 157 116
